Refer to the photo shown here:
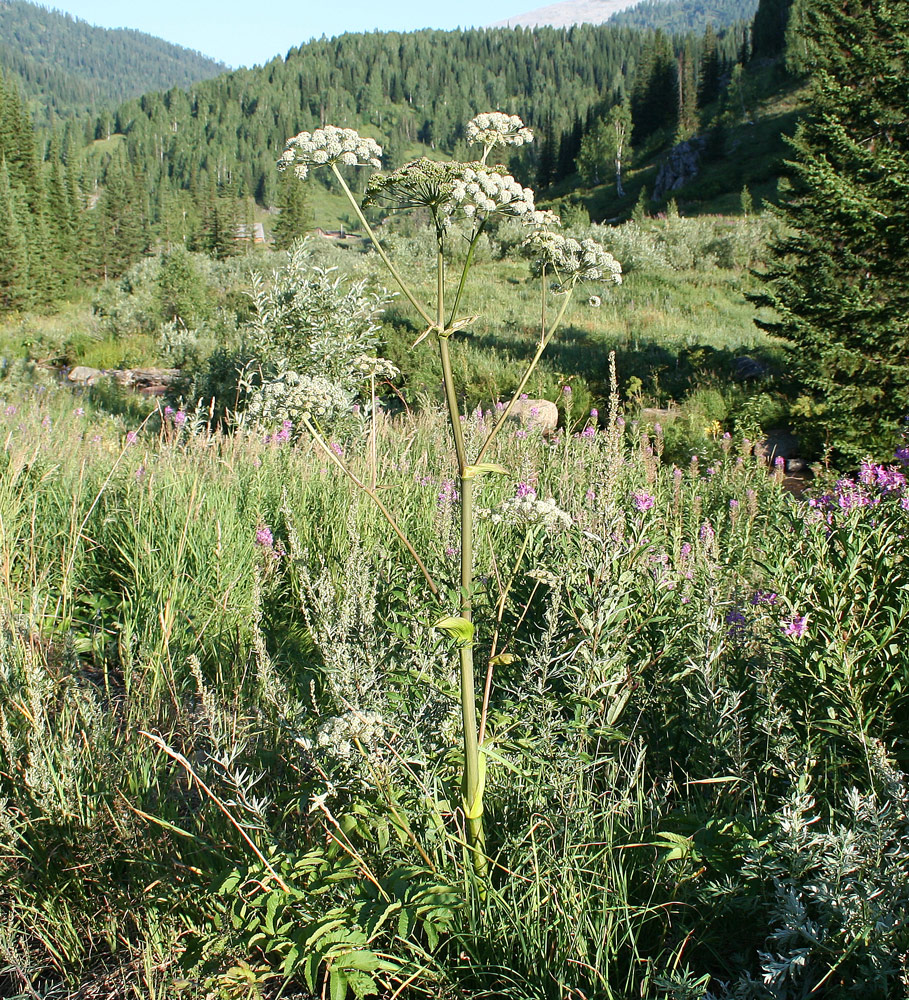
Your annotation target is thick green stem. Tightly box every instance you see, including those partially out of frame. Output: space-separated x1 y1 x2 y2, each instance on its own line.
330 164 434 328
434 243 487 882
475 284 576 464
436 249 467 471
458 475 487 880
447 222 485 331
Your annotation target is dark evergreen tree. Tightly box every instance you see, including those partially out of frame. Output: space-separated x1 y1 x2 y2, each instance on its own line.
698 24 721 107
753 0 909 462
0 161 29 312
273 173 313 250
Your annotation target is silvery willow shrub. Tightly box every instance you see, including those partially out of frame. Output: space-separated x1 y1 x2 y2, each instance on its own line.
709 744 909 999
277 113 622 883
238 239 395 432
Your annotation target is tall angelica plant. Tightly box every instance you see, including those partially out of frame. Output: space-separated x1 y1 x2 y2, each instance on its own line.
276 114 622 882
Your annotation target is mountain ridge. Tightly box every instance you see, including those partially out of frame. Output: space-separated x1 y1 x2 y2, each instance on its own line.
0 0 227 122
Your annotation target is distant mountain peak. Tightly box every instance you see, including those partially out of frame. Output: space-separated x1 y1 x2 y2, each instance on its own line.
491 0 643 29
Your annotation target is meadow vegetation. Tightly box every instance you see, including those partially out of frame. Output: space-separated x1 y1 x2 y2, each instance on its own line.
0 102 908 1000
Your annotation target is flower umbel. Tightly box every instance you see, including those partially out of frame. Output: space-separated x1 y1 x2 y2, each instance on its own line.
277 126 382 180
466 112 534 164
522 231 622 287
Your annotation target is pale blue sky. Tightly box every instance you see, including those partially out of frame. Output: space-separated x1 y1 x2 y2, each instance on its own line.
50 0 526 69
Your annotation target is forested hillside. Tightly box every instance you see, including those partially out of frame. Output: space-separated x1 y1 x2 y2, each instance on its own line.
607 0 757 32
0 0 226 123
90 22 747 238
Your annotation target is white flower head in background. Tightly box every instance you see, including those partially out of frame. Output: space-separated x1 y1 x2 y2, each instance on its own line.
477 494 572 532
452 166 535 221
522 230 622 287
277 125 383 180
524 208 562 229
466 112 534 164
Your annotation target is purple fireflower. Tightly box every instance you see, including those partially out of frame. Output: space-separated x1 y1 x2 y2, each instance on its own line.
632 490 656 512
580 425 596 438
783 614 808 639
438 479 459 506
515 429 528 440
174 410 187 427
750 590 778 605
584 488 596 504
516 481 537 499
255 525 274 548
699 521 715 545
330 441 344 456
126 430 138 445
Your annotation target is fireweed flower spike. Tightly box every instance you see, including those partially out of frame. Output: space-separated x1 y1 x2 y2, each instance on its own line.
466 112 534 165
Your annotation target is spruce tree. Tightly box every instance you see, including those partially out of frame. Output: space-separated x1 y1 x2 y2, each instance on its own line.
273 172 312 250
0 161 29 312
754 0 909 462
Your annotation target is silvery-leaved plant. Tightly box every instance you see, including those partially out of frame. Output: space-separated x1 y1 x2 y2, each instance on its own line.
277 126 382 179
278 111 623 886
466 112 534 164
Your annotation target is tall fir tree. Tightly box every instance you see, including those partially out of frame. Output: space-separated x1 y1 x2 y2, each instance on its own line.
753 0 909 462
273 172 312 250
0 160 29 312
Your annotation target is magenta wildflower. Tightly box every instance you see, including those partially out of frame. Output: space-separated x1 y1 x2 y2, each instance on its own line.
585 488 596 504
590 408 599 419
174 410 187 426
580 425 596 438
783 614 808 639
126 430 138 445
632 490 656 512
74 407 85 417
438 479 459 506
562 385 572 396
515 429 528 440
750 590 778 605
5 405 16 416
330 441 344 456
255 525 274 548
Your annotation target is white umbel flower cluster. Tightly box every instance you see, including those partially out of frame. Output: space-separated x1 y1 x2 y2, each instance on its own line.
352 355 401 380
466 112 534 163
477 494 572 532
246 371 353 426
277 126 383 180
524 208 561 229
316 710 384 759
452 166 535 220
522 230 623 285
